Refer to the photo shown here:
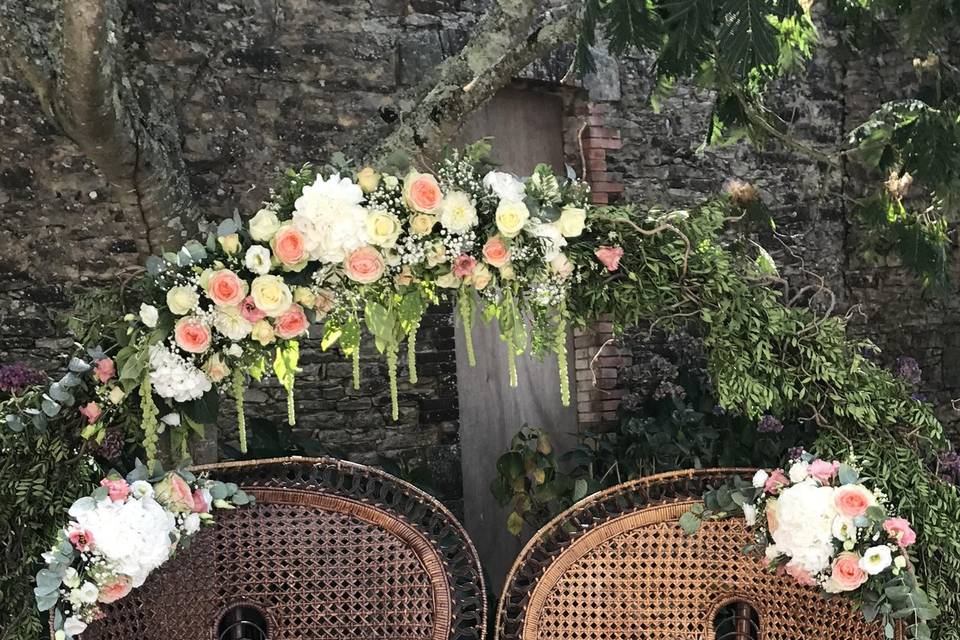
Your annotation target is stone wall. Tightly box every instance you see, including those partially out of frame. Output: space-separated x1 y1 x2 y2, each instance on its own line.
0 1 957 512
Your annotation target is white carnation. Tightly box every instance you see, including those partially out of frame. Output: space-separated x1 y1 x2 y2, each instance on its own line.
770 481 837 574
752 469 769 488
73 495 177 588
292 174 368 263
148 344 213 403
483 171 526 201
213 305 253 341
438 191 478 234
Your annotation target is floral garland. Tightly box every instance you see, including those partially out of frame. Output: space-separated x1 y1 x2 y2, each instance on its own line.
2 143 592 464
36 461 252 639
682 453 939 640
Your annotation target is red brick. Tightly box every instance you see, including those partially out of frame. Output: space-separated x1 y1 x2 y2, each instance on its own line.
586 148 606 161
585 137 622 150
586 159 607 173
580 412 602 423
592 181 625 193
591 192 609 205
585 126 620 139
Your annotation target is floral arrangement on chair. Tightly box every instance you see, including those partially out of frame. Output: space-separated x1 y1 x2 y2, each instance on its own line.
682 453 939 640
36 462 252 639
3 143 594 463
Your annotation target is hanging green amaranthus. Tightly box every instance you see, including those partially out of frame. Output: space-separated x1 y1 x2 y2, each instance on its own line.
407 322 419 384
139 378 160 472
232 368 247 453
556 303 570 406
273 341 299 426
387 346 400 421
458 291 476 366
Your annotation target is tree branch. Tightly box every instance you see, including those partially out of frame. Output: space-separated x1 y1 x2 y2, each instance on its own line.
1 0 198 255
363 1 583 164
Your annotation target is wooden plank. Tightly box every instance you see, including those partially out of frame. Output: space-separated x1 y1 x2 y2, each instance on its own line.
454 87 578 592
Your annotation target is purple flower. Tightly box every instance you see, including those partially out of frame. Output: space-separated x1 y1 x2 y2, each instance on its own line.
0 362 46 394
757 414 784 433
895 356 922 386
939 451 960 485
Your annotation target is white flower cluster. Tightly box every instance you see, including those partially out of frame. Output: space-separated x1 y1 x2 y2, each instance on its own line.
148 344 212 402
768 481 838 574
69 495 177 589
292 174 368 262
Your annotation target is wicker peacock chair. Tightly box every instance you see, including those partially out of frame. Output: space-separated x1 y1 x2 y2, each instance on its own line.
496 468 896 640
69 457 485 640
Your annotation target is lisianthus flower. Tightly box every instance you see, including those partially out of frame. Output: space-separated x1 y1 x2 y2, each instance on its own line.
883 517 917 548
860 545 893 575
139 303 159 328
67 524 95 552
79 402 102 424
100 477 130 502
94 358 116 383
809 459 840 484
452 254 477 278
240 295 267 323
595 245 624 271
764 469 789 495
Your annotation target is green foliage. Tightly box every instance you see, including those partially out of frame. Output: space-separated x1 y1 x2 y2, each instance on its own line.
0 408 98 640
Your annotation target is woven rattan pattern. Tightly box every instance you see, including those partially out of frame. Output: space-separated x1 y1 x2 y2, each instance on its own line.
497 468 893 640
73 457 485 640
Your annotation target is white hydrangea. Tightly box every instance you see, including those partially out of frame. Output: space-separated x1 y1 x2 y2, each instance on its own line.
770 480 838 574
148 344 212 403
292 174 368 263
72 496 177 587
482 171 526 201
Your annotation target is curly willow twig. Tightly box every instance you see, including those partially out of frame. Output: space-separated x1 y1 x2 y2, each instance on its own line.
609 217 692 278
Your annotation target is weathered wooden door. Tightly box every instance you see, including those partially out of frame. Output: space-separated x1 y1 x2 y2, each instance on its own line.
455 87 579 592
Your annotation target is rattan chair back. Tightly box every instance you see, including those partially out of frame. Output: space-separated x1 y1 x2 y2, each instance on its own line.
496 468 893 640
71 457 485 640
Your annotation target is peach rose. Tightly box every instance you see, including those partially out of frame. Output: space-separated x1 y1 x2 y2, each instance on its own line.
344 246 385 284
174 317 212 354
835 484 876 519
192 488 211 514
826 552 868 592
403 172 443 213
482 236 510 267
79 402 102 424
275 304 310 339
785 562 817 586
883 517 916 548
154 472 195 513
452 254 477 278
395 267 415 287
240 295 267 323
93 358 115 383
271 224 308 267
595 245 624 272
100 477 130 502
97 576 132 604
207 270 248 307
766 498 780 535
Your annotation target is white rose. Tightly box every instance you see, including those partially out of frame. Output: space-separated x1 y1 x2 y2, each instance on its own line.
742 503 757 527
214 305 253 341
438 191 479 234
63 617 87 636
483 171 526 201
557 206 586 237
530 222 567 261
166 286 199 316
108 386 125 405
495 200 530 238
436 272 461 289
78 581 99 604
789 461 809 483
139 303 159 328
226 344 243 358
860 545 893 575
366 210 403 248
383 174 399 189
249 208 281 242
752 470 769 488
244 245 272 275
130 480 154 500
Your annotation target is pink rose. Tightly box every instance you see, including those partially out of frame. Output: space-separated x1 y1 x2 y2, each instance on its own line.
482 236 510 267
240 295 267 323
271 224 307 266
828 552 868 592
154 472 196 513
174 317 212 354
808 459 840 484
595 245 624 271
404 172 443 213
344 246 385 284
274 304 310 339
452 254 477 278
785 562 817 587
835 484 875 519
883 517 917 548
100 477 130 502
192 488 211 514
79 402 102 424
764 469 789 495
207 269 247 307
97 576 132 604
67 524 95 552
93 358 115 383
